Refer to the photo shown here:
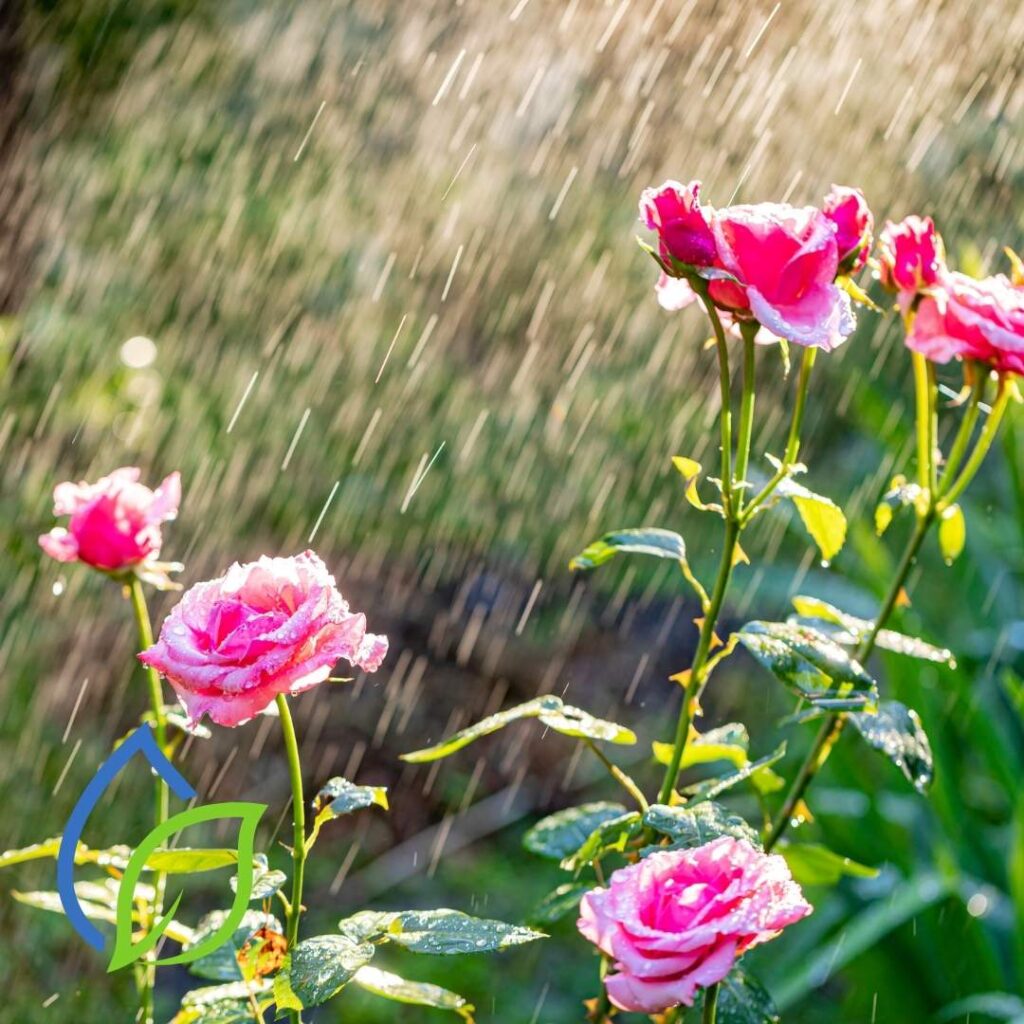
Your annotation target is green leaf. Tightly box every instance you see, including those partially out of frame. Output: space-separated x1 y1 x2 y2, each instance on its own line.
230 854 286 902
695 966 780 1023
172 983 272 1024
352 965 474 1019
279 934 376 1007
272 971 303 1014
684 744 788 804
775 472 847 562
0 838 131 871
790 595 954 666
874 474 927 536
672 456 721 513
737 621 878 711
561 812 643 871
569 527 687 571
340 909 544 955
779 842 879 887
937 993 1024 1022
313 777 389 817
652 722 750 770
938 503 967 564
110 801 267 973
401 696 635 763
849 701 934 792
523 802 627 861
528 883 591 926
146 848 239 873
642 802 761 850
186 910 284 982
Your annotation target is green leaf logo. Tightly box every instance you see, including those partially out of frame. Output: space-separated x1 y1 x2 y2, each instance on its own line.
107 801 266 973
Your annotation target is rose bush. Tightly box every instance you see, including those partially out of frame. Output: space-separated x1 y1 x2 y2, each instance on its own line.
139 550 388 726
578 838 811 1013
39 466 180 571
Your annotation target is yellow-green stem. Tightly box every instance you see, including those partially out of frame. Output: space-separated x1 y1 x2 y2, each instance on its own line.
703 982 720 1024
697 287 733 519
276 694 307 1024
912 352 932 492
937 371 986 493
940 380 1011 509
585 740 648 811
128 577 168 1024
734 324 757 506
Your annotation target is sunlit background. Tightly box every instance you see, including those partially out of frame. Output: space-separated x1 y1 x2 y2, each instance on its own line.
2 1 1024 1020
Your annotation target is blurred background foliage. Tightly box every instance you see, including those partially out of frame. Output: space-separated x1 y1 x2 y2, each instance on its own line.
1 0 1023 1020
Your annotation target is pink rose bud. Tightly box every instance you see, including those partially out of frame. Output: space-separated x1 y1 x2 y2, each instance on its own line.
712 203 855 350
907 270 1024 375
639 180 719 268
579 837 811 1014
877 215 945 293
139 550 388 728
823 184 873 274
39 467 180 572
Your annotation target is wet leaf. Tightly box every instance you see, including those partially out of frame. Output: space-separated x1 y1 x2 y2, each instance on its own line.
561 812 643 871
672 456 720 512
569 527 686 571
523 802 628 860
684 744 788 804
279 934 376 1007
790 596 954 666
171 982 272 1024
313 777 389 817
230 854 286 902
694 966 780 1023
849 701 934 792
642 802 761 851
401 696 634 763
528 883 591 926
352 965 475 1019
146 848 239 873
775 473 847 562
652 722 749 770
186 910 284 982
341 909 544 955
779 843 879 887
738 621 878 711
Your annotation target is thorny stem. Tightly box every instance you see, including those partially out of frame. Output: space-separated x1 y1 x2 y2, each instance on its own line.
585 739 648 811
703 982 720 1024
277 694 307 1024
128 577 168 1024
766 373 1012 853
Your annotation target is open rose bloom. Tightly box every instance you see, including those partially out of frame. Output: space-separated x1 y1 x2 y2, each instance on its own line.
578 837 811 1013
139 550 388 727
877 215 945 294
640 180 868 351
39 467 181 574
907 270 1024 376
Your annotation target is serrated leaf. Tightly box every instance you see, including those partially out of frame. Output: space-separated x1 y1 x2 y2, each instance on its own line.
779 842 879 887
683 744 788 804
523 802 627 860
340 909 544 955
849 701 934 792
230 854 287 902
694 966 780 1023
280 934 376 1007
642 802 761 850
528 883 591 926
109 801 267 973
790 595 954 666
560 812 643 871
352 966 475 1019
401 696 634 763
569 527 687 571
146 848 239 873
776 475 847 562
938 504 966 564
738 621 878 711
186 910 284 982
657 722 749 770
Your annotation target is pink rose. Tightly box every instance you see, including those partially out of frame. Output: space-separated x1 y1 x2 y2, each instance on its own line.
578 837 811 1013
877 215 945 293
639 180 718 268
139 550 388 727
713 203 855 350
823 184 873 274
907 270 1024 375
39 467 180 572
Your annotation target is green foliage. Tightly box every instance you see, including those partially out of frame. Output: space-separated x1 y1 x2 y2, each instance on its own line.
277 934 376 1008
351 965 474 1018
849 701 934 792
683 743 788 804
401 696 635 763
774 464 848 562
528 883 591 926
560 812 644 871
778 843 879 887
693 966 780 1023
185 910 283 983
738 621 878 711
642 802 761 850
653 722 750 770
522 802 627 861
230 854 286 902
569 527 688 571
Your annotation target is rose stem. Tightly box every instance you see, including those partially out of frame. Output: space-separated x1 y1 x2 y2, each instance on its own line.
276 693 307 1024
703 982 720 1024
128 577 169 1024
765 373 1010 852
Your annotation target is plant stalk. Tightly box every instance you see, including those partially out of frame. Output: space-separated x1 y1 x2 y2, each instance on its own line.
703 982 720 1024
276 694 306 1024
128 577 168 1024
